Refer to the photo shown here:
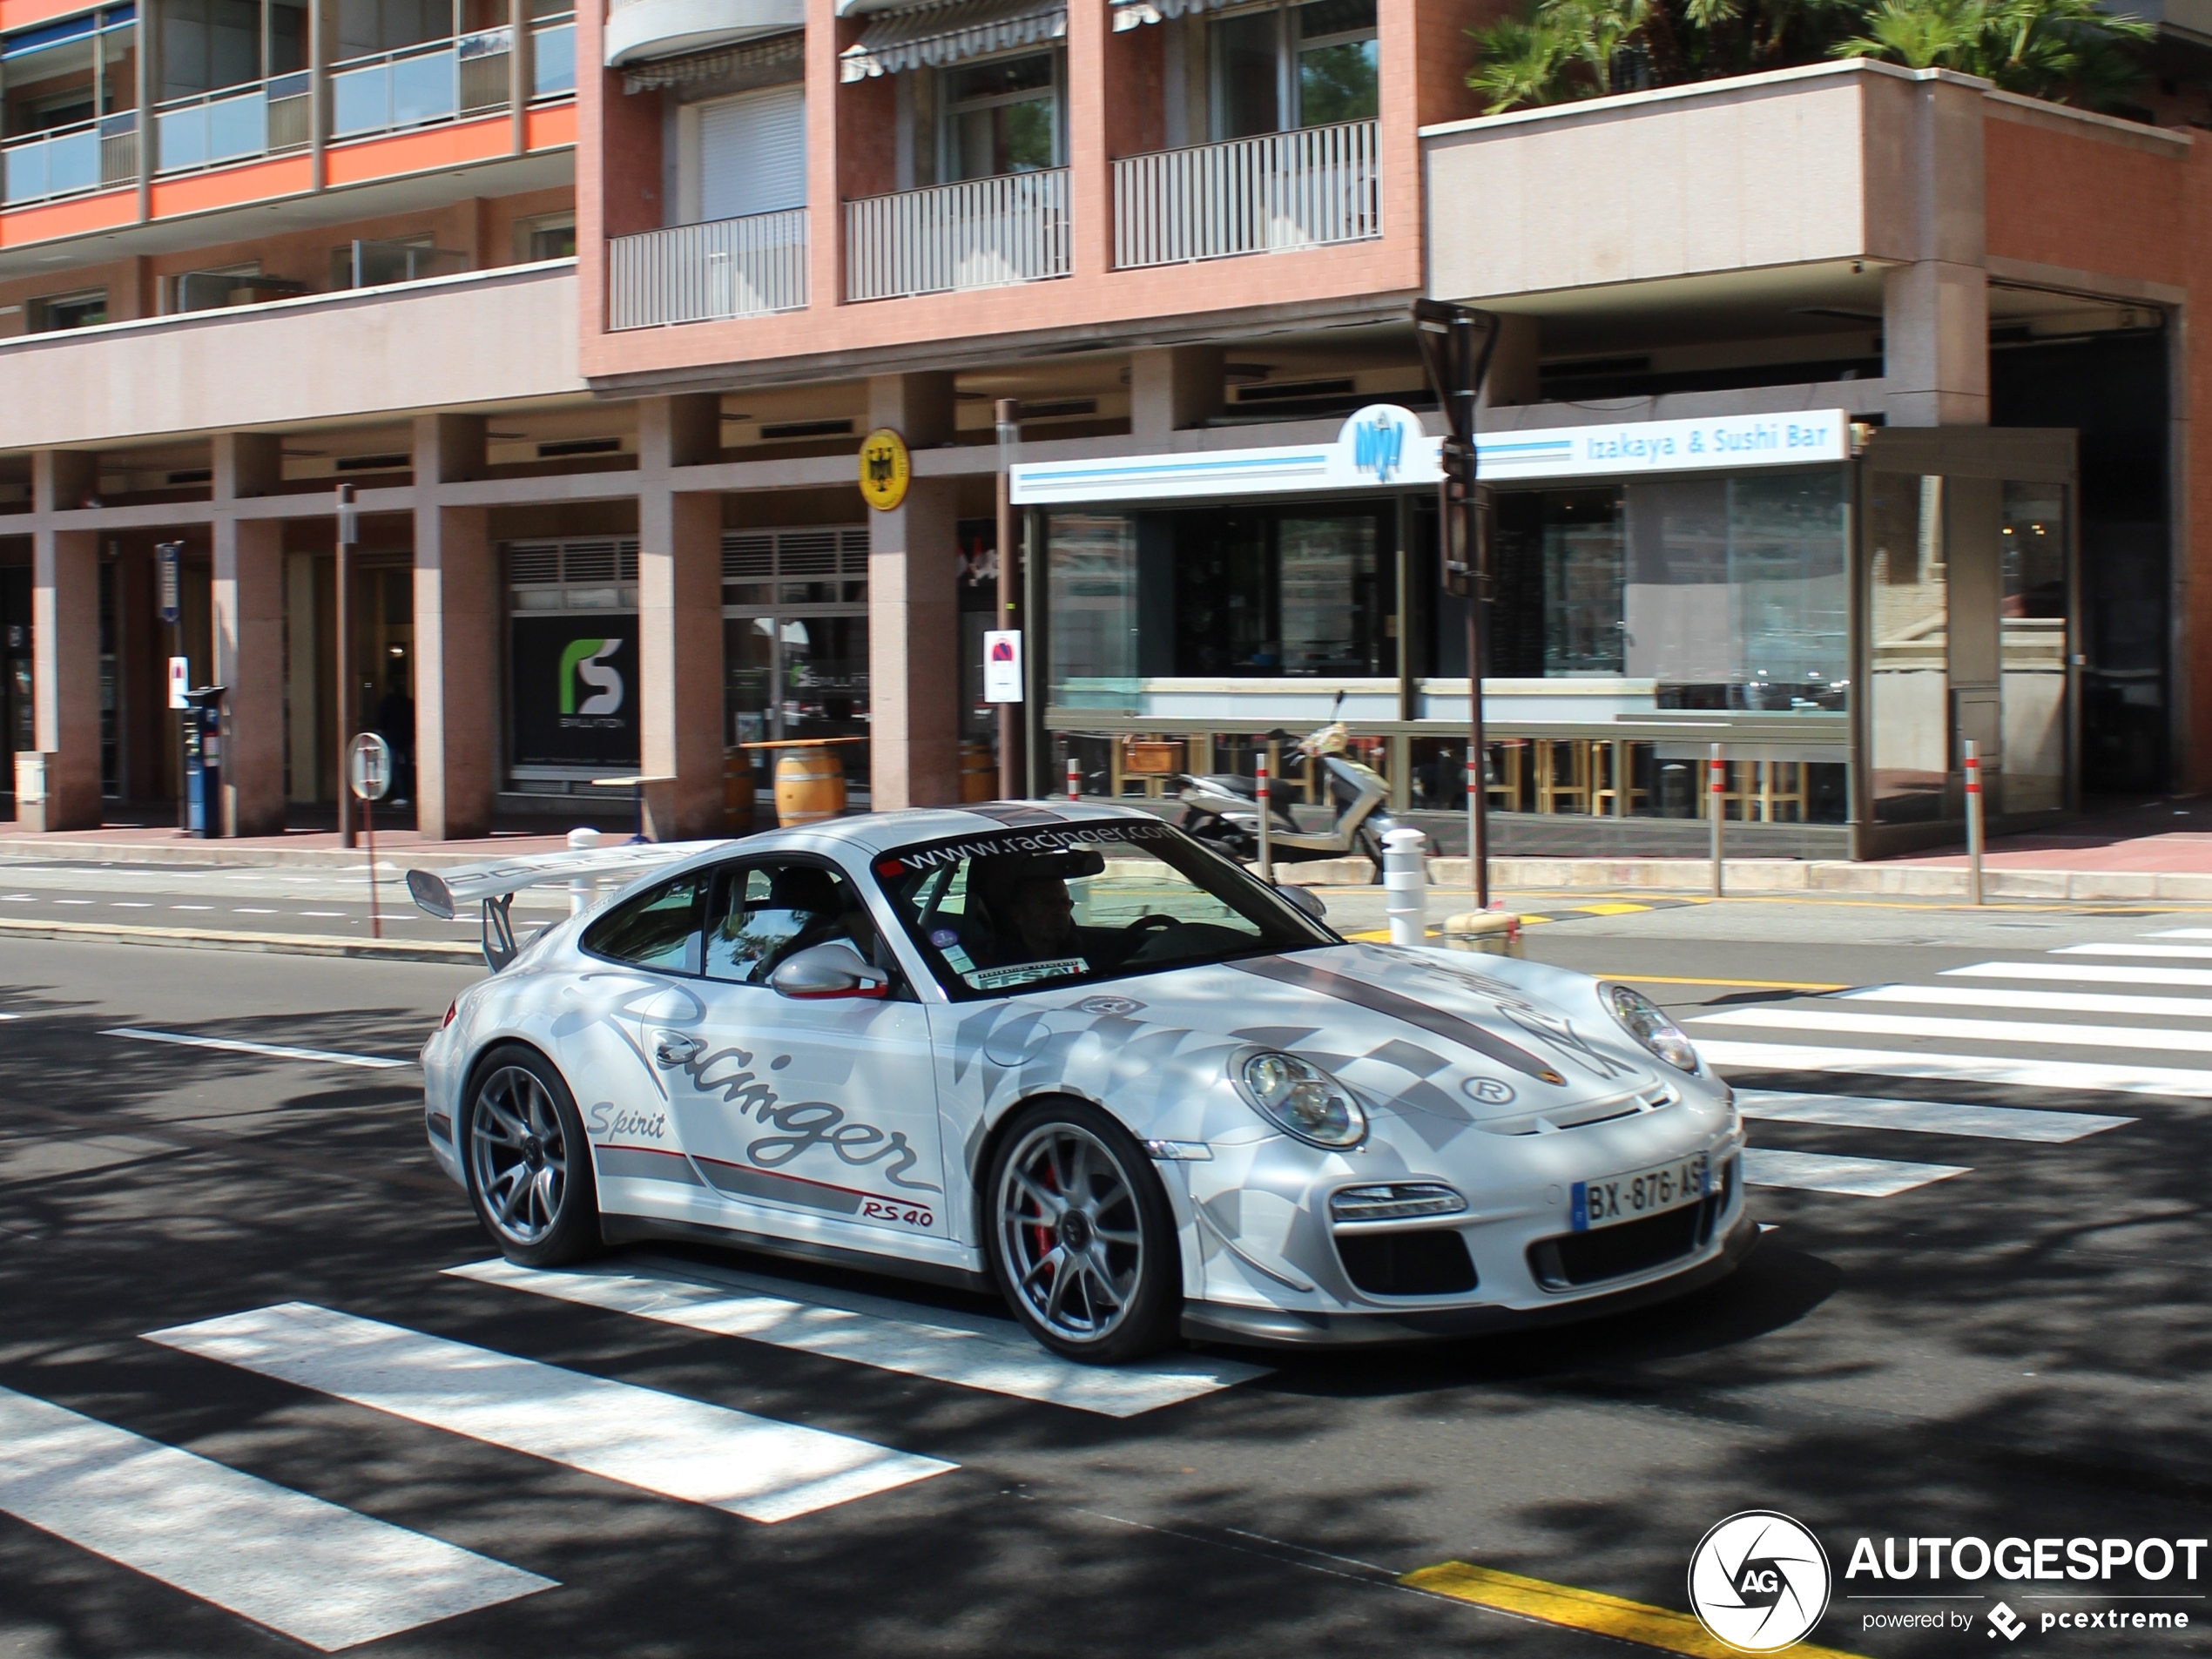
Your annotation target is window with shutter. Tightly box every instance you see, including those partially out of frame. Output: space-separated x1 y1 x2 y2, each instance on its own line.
695 84 806 224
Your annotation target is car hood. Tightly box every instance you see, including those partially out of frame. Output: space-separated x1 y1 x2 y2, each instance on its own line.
974 942 1678 1136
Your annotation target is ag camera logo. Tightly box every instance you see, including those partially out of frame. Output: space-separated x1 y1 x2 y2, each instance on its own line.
1689 1511 1833 1652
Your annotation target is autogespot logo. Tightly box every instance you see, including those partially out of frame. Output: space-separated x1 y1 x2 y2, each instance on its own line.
1689 1511 1834 1653
558 637 625 718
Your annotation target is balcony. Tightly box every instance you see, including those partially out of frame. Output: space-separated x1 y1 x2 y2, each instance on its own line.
1 113 137 206
845 169 1071 303
608 209 808 328
154 74 310 175
1113 118 1380 270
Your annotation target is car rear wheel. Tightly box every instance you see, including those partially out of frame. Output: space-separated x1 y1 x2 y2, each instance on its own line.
462 1045 599 1268
987 1099 1180 1364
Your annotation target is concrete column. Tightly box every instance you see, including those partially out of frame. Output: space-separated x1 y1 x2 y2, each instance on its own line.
1066 0 1109 279
286 551 320 804
212 433 286 836
1884 79 1987 428
867 374 960 810
636 395 725 840
412 413 496 840
1129 346 1222 442
23 450 101 832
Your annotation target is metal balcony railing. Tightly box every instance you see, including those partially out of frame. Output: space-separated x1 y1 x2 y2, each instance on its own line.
609 209 809 329
1 111 137 206
845 168 1070 303
330 29 514 141
1113 118 1380 269
154 73 312 174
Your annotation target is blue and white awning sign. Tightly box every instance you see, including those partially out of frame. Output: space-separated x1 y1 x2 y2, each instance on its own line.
1009 407 1849 505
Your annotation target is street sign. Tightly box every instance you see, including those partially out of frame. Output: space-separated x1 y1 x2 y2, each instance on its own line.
858 428 910 512
156 543 181 625
167 657 189 711
983 630 1022 703
347 731 393 801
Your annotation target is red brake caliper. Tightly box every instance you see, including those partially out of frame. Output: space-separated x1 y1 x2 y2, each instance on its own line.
1030 1159 1058 1278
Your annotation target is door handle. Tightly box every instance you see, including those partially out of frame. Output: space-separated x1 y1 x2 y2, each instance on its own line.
652 1030 703 1069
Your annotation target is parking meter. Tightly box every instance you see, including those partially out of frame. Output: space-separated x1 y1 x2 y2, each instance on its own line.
182 685 226 837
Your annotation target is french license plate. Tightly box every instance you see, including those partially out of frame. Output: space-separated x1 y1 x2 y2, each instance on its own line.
1571 1153 1710 1232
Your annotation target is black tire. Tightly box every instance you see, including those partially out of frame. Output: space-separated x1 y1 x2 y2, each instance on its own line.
985 1098 1182 1365
461 1043 601 1268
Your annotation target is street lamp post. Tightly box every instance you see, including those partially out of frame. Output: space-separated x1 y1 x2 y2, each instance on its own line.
995 398 1022 800
335 484 359 849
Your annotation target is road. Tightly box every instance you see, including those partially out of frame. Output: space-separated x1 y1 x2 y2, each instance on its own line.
2 902 2209 1658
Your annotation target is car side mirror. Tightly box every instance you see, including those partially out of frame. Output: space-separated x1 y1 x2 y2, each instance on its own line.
769 941 890 1001
1275 882 1326 921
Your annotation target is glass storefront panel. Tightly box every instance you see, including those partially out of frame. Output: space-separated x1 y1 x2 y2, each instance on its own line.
1866 475 1948 824
1048 511 1139 707
2001 482 2067 813
722 527 872 790
1278 513 1381 675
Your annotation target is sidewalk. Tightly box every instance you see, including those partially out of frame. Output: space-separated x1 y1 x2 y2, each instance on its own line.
0 822 592 872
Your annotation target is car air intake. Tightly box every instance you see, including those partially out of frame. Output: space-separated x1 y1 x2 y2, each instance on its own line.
1527 1157 1734 1289
1337 1230 1478 1296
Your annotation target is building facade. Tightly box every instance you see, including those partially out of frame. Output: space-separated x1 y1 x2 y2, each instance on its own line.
0 0 2203 853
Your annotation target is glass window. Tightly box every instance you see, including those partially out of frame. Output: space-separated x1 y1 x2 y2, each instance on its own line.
872 819 1330 1000
942 51 1056 180
34 290 107 330
1294 0 1376 125
705 861 875 984
2001 483 2068 813
1866 474 1948 824
1278 514 1380 674
1211 8 1278 138
581 873 705 974
1048 512 1140 707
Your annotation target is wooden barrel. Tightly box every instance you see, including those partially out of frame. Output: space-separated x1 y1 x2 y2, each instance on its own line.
723 750 756 834
959 739 996 803
774 745 846 826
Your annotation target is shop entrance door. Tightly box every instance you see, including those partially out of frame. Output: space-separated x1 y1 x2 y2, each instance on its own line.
722 528 872 805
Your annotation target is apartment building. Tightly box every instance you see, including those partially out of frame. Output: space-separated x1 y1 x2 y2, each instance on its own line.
0 0 2204 856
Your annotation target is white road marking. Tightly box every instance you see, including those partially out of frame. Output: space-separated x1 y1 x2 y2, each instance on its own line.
53 899 92 906
148 1304 954 1522
297 912 347 918
232 908 278 915
0 1385 551 1651
1943 960 2212 988
108 902 152 908
1701 1038 2212 1097
1742 1148 1968 1197
2055 942 2212 961
1 894 31 901
1696 1005 2212 1056
448 1258 1267 1419
1737 1089 2129 1143
103 1028 410 1070
169 905 213 912
1844 982 2212 1021
2146 928 2212 939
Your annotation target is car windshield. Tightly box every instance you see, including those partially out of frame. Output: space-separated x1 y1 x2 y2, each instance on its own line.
869 818 1335 1000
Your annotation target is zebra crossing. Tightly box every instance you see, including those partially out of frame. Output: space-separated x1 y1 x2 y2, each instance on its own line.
0 1249 1267 1649
1683 922 2212 1204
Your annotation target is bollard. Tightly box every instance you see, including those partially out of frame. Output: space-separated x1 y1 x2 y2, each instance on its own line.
1709 743 1725 899
1066 753 1080 803
568 826 602 915
1383 826 1427 947
1255 751 1273 881
1964 738 1984 906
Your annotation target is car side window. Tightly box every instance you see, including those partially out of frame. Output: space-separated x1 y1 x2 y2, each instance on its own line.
705 860 876 985
580 873 705 974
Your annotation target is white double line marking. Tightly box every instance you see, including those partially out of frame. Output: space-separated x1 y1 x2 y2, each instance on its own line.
0 1385 551 1651
104 1028 409 1070
449 1257 1267 1419
1698 1038 2212 1096
1844 983 2212 1021
1737 1089 2129 1143
1695 1005 2212 1058
1740 1149 1966 1197
1944 961 2212 988
146 1303 954 1522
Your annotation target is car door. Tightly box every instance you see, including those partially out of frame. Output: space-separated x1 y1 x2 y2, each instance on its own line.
649 854 948 1243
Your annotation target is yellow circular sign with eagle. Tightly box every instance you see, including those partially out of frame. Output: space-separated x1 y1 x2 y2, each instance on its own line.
858 427 911 512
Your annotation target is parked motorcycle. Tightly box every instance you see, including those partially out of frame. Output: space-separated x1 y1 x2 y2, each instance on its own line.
1174 698 1399 880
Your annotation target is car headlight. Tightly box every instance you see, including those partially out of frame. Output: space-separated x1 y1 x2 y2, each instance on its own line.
1603 984 1700 1073
1239 1051 1367 1149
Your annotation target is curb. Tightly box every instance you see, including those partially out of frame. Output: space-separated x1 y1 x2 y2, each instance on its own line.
1277 854 2212 902
0 915 483 965
0 840 577 874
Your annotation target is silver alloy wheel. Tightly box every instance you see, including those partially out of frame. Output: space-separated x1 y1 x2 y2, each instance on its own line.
998 1122 1145 1344
469 1065 569 1246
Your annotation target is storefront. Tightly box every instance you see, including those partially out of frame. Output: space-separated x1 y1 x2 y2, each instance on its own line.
1015 407 2079 859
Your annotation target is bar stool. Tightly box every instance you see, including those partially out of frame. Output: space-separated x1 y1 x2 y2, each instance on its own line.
1754 760 1808 823
1485 740 1525 812
1697 759 1755 821
1534 739 1593 814
1591 740 1647 818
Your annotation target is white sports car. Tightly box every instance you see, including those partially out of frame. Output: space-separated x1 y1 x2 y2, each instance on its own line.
408 805 1752 1364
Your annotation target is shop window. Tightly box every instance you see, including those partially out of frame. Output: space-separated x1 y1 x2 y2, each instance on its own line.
722 527 870 792
33 289 108 330
1866 475 1946 824
1209 0 1377 140
940 51 1058 180
514 212 576 261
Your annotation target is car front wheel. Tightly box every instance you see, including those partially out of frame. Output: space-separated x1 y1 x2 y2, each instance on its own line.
462 1044 599 1267
987 1099 1180 1364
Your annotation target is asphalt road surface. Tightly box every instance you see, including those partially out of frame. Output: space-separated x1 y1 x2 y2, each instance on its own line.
3 905 2209 1658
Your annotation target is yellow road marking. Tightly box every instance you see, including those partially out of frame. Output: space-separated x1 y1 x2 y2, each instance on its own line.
1575 901 1655 915
1608 973 1848 993
1400 1561 1869 1659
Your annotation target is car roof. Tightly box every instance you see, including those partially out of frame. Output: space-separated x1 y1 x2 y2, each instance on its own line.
785 802 1160 855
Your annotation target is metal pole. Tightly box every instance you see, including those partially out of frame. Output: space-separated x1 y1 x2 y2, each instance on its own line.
1964 737 1984 906
172 617 185 833
1065 752 1080 802
1709 742 1725 898
1256 748 1273 882
364 784 381 939
335 484 358 849
1467 601 1487 909
995 398 1022 800
1466 742 1480 902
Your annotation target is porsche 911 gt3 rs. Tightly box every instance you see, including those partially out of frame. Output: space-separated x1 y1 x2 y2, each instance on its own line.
408 804 1751 1363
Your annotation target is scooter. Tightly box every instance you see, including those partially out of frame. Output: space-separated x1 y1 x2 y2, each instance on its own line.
1175 696 1399 879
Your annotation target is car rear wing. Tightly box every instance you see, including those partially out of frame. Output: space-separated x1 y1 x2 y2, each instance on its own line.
405 840 724 969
